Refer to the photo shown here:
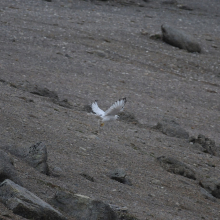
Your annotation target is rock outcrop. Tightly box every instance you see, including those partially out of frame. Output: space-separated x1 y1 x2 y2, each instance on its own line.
0 179 66 220
0 150 22 185
189 134 219 156
49 190 118 220
200 178 220 199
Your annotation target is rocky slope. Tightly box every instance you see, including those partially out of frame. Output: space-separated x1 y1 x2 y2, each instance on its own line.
0 0 220 219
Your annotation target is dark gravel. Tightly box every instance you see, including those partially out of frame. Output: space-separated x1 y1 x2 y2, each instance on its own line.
0 0 220 219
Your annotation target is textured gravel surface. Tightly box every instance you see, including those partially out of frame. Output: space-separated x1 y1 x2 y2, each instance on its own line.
0 0 220 219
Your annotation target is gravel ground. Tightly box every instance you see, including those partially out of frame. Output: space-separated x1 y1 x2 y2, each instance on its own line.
0 0 220 219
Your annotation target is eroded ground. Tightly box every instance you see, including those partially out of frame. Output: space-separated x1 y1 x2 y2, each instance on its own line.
0 0 220 219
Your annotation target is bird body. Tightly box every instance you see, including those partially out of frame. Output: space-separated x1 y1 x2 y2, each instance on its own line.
91 98 126 127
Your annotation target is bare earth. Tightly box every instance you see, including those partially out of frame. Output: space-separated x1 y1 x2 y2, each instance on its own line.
0 0 220 219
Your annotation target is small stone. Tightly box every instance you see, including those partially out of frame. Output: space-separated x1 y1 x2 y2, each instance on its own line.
109 168 126 183
205 38 213 41
56 99 73 109
152 179 161 185
161 0 177 5
80 173 95 182
109 168 132 185
211 44 218 48
140 30 148 36
51 167 63 177
88 50 107 58
177 5 193 11
150 33 162 40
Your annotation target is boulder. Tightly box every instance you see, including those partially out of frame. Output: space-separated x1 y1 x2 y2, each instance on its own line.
199 178 220 199
25 142 49 175
49 190 118 220
0 179 66 220
200 187 217 202
161 24 201 53
0 150 22 185
4 142 49 175
157 156 196 180
189 134 219 156
109 168 132 185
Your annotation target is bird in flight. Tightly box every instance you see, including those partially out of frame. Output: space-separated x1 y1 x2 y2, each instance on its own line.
91 97 127 128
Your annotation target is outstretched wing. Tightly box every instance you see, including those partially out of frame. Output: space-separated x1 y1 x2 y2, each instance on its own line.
104 98 127 116
91 101 105 116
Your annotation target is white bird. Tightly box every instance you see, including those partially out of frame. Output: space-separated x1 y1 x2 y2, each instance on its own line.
91 97 127 127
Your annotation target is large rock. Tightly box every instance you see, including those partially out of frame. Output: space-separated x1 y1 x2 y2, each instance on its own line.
0 179 66 220
0 149 22 185
157 156 196 180
49 190 118 220
189 134 219 156
199 178 220 199
109 168 127 183
108 168 132 186
3 142 49 175
199 187 217 202
26 142 49 175
154 117 189 139
161 24 201 53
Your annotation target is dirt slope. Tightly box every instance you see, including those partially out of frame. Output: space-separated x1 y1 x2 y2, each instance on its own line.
0 0 220 219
